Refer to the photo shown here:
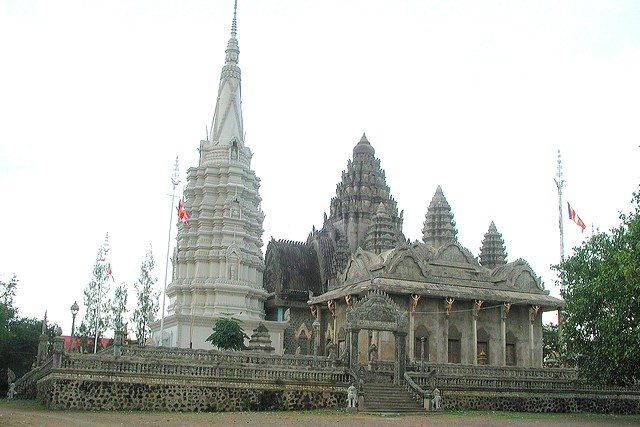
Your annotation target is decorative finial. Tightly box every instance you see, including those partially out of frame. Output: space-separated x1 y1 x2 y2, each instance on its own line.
554 150 565 191
171 156 180 188
231 0 238 38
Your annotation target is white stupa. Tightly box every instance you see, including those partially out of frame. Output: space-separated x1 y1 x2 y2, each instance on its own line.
151 2 286 351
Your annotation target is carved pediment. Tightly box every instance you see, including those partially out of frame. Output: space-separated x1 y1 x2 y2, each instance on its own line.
343 257 368 283
346 289 408 333
385 243 431 279
342 248 382 283
514 269 543 292
435 242 479 267
494 258 544 292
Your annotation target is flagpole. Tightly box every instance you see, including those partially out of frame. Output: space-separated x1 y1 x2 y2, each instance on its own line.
159 157 180 346
554 150 566 267
94 233 109 353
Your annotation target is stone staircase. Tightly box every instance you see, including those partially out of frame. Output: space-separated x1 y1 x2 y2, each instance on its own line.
361 373 424 413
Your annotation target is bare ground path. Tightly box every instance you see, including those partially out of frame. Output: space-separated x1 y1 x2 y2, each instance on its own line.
1 400 640 427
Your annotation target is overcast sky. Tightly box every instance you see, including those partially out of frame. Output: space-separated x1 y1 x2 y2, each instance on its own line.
1 0 639 335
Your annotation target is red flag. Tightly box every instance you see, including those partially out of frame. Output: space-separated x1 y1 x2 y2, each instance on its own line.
177 199 191 226
567 202 586 232
106 263 114 280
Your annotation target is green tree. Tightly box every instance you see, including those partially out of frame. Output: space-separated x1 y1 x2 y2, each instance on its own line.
542 323 560 364
205 317 248 351
0 275 18 343
110 282 128 331
0 276 59 395
131 247 159 346
554 187 640 385
78 241 112 351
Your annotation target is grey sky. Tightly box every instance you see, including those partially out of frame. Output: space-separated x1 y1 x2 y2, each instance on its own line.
1 0 638 334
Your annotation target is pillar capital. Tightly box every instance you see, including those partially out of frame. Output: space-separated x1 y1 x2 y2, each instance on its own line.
327 300 335 318
473 299 483 320
444 297 454 318
501 302 512 320
530 305 540 325
410 294 420 313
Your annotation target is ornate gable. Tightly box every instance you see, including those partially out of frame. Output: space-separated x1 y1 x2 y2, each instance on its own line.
342 248 382 283
346 289 408 333
385 243 431 279
435 242 480 268
492 258 545 293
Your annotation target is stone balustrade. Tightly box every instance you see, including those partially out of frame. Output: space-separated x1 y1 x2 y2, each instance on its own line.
58 353 350 384
408 364 640 394
114 345 338 369
14 357 54 398
410 362 578 380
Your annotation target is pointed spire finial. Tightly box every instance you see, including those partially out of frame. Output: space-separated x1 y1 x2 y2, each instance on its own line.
231 0 238 38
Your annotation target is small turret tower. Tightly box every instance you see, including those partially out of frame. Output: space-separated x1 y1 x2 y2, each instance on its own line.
364 203 399 254
479 221 508 269
422 186 458 248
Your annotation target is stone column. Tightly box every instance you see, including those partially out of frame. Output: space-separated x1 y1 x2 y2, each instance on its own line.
529 305 540 367
312 318 321 357
409 294 419 363
501 302 511 366
472 300 482 365
394 332 407 384
409 311 415 362
113 329 123 357
52 336 65 368
420 336 426 371
349 328 359 373
443 298 454 363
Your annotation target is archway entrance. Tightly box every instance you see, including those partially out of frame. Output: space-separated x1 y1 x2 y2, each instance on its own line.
346 290 409 383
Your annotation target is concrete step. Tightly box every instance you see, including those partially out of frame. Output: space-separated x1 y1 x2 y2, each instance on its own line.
361 383 424 412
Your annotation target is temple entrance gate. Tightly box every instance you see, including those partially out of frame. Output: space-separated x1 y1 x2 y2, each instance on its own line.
346 290 409 383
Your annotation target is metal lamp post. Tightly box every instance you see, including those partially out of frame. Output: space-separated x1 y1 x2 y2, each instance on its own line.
70 301 79 351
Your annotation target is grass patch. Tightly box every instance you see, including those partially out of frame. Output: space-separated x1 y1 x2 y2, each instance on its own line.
2 400 639 423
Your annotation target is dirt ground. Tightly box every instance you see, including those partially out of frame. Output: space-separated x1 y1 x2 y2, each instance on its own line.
1 400 640 427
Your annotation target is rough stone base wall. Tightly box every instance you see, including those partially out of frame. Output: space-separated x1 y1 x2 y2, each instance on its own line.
38 378 345 412
443 390 640 415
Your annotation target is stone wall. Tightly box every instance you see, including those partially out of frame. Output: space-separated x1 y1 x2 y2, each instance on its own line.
38 377 344 411
441 390 640 415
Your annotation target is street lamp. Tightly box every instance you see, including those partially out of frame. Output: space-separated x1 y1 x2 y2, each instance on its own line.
70 301 79 351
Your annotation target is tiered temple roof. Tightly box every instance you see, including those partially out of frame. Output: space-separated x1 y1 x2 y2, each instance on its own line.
328 133 403 252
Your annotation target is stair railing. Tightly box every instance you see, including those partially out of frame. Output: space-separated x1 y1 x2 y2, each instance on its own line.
403 371 430 410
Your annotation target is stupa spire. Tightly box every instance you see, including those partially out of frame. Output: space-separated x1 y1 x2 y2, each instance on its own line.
479 221 508 269
207 0 243 149
422 186 458 248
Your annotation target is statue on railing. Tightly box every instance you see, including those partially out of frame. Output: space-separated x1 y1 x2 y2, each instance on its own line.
7 383 16 399
326 340 337 360
6 368 16 399
368 343 378 363
431 387 442 411
346 383 358 410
